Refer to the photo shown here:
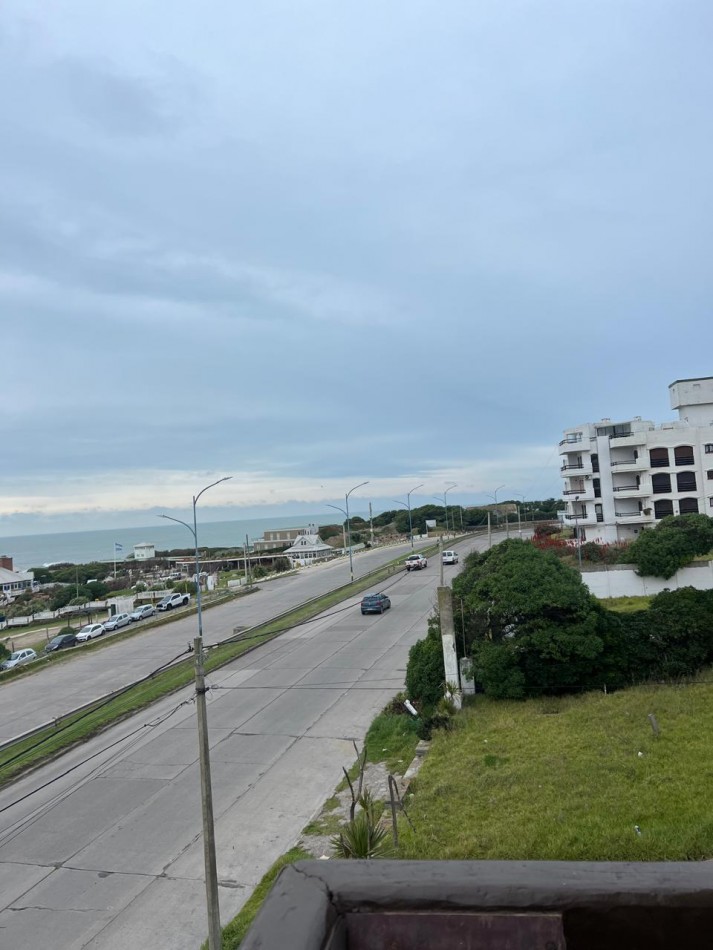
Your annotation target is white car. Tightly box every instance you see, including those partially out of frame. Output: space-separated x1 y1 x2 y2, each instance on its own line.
1 648 38 670
130 604 156 621
104 612 132 631
76 623 106 642
442 550 459 565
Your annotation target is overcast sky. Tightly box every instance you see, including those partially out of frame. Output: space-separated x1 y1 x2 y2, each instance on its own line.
2 1 712 535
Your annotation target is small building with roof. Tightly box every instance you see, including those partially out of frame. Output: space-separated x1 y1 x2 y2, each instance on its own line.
283 527 334 565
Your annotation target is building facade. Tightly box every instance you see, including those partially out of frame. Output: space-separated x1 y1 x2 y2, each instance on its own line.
559 377 713 544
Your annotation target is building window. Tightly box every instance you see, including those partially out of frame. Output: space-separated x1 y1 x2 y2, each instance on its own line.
593 478 601 498
705 444 713 453
650 447 669 468
674 445 695 466
652 473 671 494
595 504 603 523
676 471 697 492
708 470 713 480
591 453 599 473
679 498 699 515
654 499 674 519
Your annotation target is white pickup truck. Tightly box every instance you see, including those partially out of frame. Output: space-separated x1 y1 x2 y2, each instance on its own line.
405 553 428 571
157 592 191 611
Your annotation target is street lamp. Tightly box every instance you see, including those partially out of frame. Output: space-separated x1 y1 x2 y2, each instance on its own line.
346 480 369 583
159 475 232 950
513 492 526 536
485 484 505 529
327 481 369 584
434 483 457 535
325 503 348 555
393 483 423 549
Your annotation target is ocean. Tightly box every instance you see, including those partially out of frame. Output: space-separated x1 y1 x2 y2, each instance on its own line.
0 514 340 569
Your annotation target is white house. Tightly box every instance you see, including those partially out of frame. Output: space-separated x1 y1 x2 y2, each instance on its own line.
0 556 34 600
133 542 156 561
284 526 334 565
559 376 713 544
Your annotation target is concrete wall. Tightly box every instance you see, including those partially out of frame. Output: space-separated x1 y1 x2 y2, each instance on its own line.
583 560 713 598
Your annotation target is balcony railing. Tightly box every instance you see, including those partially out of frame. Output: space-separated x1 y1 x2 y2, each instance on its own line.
559 435 583 446
564 513 588 520
612 485 640 492
610 459 641 467
562 489 587 495
615 510 643 519
561 463 585 471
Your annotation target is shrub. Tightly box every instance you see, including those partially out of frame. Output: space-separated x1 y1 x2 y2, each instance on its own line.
405 617 445 709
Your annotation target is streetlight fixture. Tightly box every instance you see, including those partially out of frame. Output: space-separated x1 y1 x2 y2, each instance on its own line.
346 480 369 583
513 492 526 536
393 483 423 549
434 483 458 536
485 484 506 530
159 475 232 950
325 502 349 555
326 481 369 583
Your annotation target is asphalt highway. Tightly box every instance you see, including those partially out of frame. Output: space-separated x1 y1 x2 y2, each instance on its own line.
0 533 499 949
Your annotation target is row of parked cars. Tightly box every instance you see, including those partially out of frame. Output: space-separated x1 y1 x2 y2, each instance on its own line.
0 603 161 670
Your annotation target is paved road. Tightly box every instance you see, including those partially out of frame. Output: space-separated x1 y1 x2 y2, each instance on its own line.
0 538 449 745
0 534 496 949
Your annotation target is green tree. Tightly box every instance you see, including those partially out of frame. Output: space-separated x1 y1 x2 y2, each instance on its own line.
405 616 445 708
626 514 713 578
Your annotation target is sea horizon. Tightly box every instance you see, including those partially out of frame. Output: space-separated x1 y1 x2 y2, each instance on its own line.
0 513 344 569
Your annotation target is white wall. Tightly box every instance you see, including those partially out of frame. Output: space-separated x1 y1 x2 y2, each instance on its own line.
583 560 713 598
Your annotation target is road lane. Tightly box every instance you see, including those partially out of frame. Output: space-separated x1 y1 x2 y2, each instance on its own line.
0 534 498 949
0 538 446 744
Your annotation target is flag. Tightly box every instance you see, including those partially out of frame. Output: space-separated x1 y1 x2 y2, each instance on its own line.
114 542 123 553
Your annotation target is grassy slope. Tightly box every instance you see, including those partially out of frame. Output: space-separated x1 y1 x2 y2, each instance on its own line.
398 677 713 862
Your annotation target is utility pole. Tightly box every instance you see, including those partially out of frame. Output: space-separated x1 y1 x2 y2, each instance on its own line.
487 510 492 548
194 637 222 950
244 534 252 588
439 535 444 586
369 502 374 546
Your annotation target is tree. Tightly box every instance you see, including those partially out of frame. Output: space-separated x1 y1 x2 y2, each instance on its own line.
453 540 605 696
405 616 445 708
626 514 713 578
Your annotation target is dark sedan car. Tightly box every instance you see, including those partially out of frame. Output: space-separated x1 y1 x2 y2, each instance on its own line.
44 633 78 653
360 592 392 615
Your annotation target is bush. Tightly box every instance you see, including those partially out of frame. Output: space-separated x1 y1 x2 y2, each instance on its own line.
626 514 713 578
58 625 78 636
405 617 445 709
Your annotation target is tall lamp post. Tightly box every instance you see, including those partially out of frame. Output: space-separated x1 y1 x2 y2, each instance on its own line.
393 483 423 549
327 481 369 583
159 475 232 950
345 480 369 583
513 492 525 536
485 484 505 531
433 483 457 537
325 503 348 555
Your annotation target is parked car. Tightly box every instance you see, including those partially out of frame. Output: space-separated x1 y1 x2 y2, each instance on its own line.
157 592 191 611
130 604 156 622
360 592 392 615
1 648 38 670
405 553 428 571
44 633 78 653
76 623 106 642
442 550 459 565
104 612 132 631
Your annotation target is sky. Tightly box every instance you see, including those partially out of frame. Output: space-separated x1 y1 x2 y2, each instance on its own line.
2 0 713 535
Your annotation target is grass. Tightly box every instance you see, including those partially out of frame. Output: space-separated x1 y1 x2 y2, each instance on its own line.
397 676 713 861
363 708 421 774
200 846 312 950
602 595 653 612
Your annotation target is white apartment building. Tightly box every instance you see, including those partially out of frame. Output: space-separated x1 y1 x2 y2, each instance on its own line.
559 376 713 544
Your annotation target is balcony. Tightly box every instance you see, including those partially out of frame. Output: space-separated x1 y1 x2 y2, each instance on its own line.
611 484 647 497
609 457 646 471
559 434 583 450
560 463 592 473
615 510 648 521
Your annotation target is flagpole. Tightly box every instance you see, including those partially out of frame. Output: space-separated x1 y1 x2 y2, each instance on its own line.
113 544 117 580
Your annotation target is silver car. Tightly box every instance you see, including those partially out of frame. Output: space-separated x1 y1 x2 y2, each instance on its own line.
104 612 132 631
1 648 38 670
